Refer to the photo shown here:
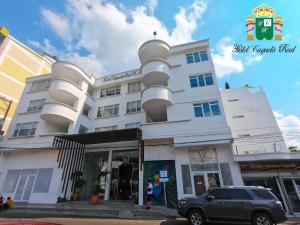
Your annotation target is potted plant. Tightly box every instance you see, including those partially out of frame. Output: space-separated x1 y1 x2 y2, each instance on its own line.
91 169 109 205
71 170 86 201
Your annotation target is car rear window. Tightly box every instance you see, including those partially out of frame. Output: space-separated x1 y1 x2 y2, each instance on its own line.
252 189 276 200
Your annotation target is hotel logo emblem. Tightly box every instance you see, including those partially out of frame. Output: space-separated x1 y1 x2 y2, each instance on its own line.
246 4 283 41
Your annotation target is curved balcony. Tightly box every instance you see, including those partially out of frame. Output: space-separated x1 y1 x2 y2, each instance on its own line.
138 40 170 64
49 79 82 105
141 59 170 87
40 102 77 126
142 86 173 122
52 61 90 85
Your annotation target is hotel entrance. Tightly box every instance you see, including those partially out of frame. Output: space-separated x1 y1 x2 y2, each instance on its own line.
110 150 139 201
53 128 143 204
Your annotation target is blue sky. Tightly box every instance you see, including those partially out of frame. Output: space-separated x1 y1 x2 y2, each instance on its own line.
1 0 300 145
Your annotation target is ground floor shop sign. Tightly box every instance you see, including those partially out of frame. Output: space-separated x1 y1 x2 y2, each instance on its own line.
240 161 300 171
144 160 177 208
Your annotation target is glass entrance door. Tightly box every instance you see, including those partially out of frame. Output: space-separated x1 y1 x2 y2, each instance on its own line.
110 150 138 201
283 179 300 212
193 175 206 196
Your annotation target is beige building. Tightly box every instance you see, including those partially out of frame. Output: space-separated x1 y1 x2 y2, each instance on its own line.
0 27 55 133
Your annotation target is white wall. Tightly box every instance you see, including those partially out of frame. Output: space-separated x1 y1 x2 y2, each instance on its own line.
221 87 288 155
0 149 61 203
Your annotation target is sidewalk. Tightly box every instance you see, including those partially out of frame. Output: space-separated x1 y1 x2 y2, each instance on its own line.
0 201 177 220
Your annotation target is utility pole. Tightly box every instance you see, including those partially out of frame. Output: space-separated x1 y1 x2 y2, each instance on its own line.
0 95 12 134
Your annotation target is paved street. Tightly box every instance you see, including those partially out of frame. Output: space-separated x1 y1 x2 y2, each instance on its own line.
0 218 299 225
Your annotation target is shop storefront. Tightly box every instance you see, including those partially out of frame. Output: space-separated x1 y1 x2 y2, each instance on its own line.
240 161 300 214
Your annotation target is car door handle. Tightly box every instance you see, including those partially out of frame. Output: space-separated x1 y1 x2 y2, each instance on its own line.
224 202 231 205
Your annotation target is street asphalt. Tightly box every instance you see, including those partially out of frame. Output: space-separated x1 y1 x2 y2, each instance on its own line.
0 218 299 225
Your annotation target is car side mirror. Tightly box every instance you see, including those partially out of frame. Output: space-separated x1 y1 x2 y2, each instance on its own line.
207 195 214 201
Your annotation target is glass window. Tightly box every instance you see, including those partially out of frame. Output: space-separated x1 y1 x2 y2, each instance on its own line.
97 104 119 118
127 101 141 113
209 189 231 200
229 189 252 200
13 122 38 137
208 173 221 188
200 52 208 61
204 74 213 85
95 125 118 132
1 170 21 193
186 51 208 64
189 74 214 88
186 54 194 64
100 85 121 97
194 104 203 117
193 52 200 62
30 80 50 92
189 76 198 88
252 189 277 200
128 81 141 93
203 102 211 117
33 168 54 193
125 122 141 129
181 165 192 194
210 101 221 116
27 99 46 112
198 75 205 87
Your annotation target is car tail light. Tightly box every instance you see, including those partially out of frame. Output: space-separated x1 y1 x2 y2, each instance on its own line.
275 200 284 210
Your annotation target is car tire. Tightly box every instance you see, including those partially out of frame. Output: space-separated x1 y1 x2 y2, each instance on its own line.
188 209 206 225
252 212 273 225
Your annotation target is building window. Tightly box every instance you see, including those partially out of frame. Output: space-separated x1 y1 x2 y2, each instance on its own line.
33 168 54 193
186 51 208 64
27 99 46 112
97 104 119 118
1 170 21 193
181 165 192 194
189 73 213 88
193 101 221 118
126 100 141 113
30 80 51 92
95 125 118 132
125 122 141 129
128 81 141 93
100 85 121 97
13 122 38 137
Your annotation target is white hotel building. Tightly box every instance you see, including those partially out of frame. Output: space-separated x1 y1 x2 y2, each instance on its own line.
0 39 299 213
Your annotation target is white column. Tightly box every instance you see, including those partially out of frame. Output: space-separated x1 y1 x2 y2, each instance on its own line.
104 150 112 200
138 167 144 206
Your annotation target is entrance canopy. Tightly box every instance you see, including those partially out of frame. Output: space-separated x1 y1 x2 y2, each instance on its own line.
52 128 143 197
57 128 142 144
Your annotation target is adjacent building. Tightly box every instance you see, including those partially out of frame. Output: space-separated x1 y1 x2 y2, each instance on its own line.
0 38 299 214
0 27 55 134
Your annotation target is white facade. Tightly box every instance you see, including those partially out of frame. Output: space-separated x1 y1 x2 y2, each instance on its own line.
221 86 288 156
0 39 289 207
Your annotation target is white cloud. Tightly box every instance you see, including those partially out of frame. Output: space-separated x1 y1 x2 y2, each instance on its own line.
294 81 300 88
211 37 244 78
31 0 207 75
274 111 300 147
211 37 263 78
146 0 158 15
42 9 72 45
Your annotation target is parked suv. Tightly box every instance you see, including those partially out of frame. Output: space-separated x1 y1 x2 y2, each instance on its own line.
178 186 287 225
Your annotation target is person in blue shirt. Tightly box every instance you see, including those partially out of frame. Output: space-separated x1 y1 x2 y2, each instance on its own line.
145 179 153 211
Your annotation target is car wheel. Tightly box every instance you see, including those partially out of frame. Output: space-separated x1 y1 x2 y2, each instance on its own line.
252 212 273 225
188 210 205 225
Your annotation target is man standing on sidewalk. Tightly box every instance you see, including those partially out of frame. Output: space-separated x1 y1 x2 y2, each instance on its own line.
145 179 153 211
